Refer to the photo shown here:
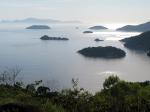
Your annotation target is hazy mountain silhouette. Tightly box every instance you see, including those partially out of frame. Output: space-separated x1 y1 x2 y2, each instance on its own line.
0 18 81 24
117 21 150 32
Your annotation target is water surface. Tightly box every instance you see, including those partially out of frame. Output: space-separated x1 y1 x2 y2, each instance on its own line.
0 24 149 92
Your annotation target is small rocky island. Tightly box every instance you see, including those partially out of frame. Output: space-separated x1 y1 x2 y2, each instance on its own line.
89 26 108 30
40 35 69 40
94 38 104 42
147 51 150 57
26 25 51 29
83 31 93 33
121 31 150 51
78 46 126 58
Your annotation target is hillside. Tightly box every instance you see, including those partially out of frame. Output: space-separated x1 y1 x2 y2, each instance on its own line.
121 31 150 51
117 21 150 32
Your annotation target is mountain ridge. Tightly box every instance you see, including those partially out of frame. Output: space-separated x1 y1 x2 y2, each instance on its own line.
0 18 81 24
117 21 150 32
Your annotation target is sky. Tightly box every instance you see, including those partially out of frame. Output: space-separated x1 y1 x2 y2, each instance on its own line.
0 0 150 24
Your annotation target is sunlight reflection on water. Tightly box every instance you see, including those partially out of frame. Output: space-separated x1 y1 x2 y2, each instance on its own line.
93 31 141 40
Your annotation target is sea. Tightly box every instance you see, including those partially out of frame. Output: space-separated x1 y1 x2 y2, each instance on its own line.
0 23 149 92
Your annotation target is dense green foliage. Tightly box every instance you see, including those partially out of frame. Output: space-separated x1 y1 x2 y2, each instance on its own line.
0 84 65 112
0 74 150 112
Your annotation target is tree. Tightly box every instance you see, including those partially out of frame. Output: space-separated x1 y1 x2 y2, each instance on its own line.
103 75 120 89
7 67 22 85
0 70 8 84
26 80 42 94
37 86 50 96
0 67 22 85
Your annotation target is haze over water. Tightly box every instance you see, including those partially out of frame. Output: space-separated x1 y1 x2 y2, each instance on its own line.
0 23 149 92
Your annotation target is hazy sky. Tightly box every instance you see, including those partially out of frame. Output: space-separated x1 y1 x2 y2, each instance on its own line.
0 0 150 24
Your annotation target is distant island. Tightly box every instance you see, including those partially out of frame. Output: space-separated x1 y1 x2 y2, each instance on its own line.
78 46 126 58
0 18 81 24
89 26 108 30
147 51 150 57
40 35 69 41
121 31 150 51
83 31 93 33
94 38 104 42
116 21 150 32
26 25 51 29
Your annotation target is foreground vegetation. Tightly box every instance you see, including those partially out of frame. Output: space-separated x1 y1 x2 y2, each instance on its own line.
0 69 150 112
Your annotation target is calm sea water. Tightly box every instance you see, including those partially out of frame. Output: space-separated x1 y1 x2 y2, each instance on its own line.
0 23 150 92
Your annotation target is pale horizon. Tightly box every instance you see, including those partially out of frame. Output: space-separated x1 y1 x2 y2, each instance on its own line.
0 0 150 24
0 17 147 29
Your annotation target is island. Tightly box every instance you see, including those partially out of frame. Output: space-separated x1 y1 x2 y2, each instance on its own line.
0 18 81 24
121 31 150 51
89 26 108 30
116 21 150 32
83 31 93 33
26 25 51 29
147 51 150 57
40 35 69 41
94 38 104 42
78 46 126 58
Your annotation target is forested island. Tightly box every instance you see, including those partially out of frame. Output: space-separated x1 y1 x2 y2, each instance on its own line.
26 25 51 29
89 26 108 30
147 51 150 57
94 38 104 42
121 31 150 51
40 35 69 41
78 46 126 58
83 31 93 33
0 72 150 112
